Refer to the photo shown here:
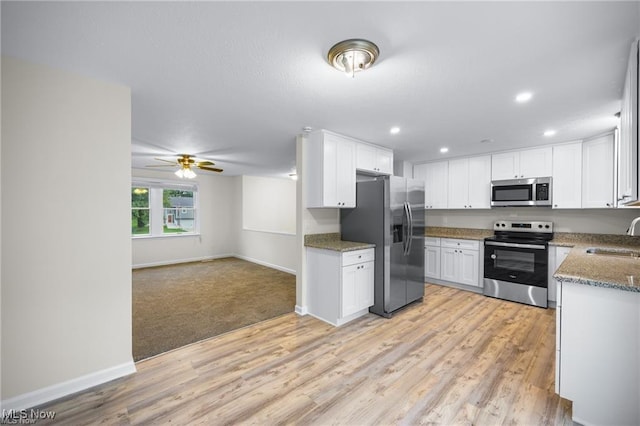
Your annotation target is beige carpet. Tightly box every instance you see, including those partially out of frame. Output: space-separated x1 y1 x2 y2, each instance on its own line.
132 257 296 361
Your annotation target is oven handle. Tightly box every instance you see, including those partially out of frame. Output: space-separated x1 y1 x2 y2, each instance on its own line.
485 241 547 250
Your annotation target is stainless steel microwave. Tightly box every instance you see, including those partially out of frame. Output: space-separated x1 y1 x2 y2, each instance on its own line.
491 177 552 207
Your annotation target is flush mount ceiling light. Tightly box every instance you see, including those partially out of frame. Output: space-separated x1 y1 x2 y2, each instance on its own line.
327 39 379 78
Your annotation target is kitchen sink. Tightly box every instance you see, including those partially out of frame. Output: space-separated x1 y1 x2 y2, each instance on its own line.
585 247 640 258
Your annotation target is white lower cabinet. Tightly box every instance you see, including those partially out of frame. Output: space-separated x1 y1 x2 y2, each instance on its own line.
306 247 374 326
440 239 480 287
556 281 640 425
424 237 441 280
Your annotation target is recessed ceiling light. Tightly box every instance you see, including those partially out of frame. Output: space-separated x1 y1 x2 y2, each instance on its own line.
543 130 556 137
515 92 533 103
390 127 400 135
440 147 449 153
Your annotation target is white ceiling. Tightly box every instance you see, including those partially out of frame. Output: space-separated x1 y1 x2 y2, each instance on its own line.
2 1 639 178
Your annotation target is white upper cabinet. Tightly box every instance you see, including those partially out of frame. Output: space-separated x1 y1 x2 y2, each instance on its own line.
356 143 393 175
617 40 639 206
552 142 582 209
582 134 615 208
491 147 553 180
414 161 448 209
304 130 356 208
491 151 519 180
468 156 492 209
447 155 491 209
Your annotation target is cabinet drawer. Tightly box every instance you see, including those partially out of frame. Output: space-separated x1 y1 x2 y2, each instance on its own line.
424 237 441 247
441 238 479 251
342 248 375 266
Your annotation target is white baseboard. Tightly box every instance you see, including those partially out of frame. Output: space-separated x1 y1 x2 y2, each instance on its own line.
1 360 136 411
233 254 296 275
133 254 233 269
295 305 308 316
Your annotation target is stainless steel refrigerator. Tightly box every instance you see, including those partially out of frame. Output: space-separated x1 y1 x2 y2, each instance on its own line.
340 176 425 318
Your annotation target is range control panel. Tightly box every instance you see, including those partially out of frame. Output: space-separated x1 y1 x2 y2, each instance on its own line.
493 220 553 233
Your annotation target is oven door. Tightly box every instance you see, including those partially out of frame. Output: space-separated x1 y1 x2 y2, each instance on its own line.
483 240 548 287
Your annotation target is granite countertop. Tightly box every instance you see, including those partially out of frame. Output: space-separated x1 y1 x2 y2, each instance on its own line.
550 232 640 248
307 227 640 291
427 227 640 293
425 227 494 240
304 233 375 252
551 233 640 293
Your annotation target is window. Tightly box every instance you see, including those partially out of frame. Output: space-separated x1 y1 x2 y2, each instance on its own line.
131 180 198 237
162 189 195 234
131 187 150 235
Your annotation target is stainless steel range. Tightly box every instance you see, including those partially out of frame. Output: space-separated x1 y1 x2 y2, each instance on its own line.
483 220 553 308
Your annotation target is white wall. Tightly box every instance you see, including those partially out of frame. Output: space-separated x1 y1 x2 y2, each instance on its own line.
1 57 134 407
131 171 298 274
242 175 296 235
131 169 237 268
233 176 297 274
426 207 640 234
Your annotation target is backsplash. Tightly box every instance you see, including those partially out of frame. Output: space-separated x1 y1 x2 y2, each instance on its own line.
425 208 640 235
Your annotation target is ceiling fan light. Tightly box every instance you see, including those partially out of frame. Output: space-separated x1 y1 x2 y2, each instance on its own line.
175 166 196 179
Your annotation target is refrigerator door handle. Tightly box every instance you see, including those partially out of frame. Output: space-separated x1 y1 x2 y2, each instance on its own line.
406 201 413 254
401 202 408 255
403 202 411 256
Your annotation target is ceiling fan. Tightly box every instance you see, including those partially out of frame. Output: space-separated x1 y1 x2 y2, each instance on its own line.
146 154 223 178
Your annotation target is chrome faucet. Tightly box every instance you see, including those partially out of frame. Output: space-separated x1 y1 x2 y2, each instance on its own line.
627 216 640 236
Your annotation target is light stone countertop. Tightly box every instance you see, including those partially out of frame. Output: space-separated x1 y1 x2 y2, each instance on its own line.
306 228 640 291
426 227 640 293
552 236 640 293
553 244 640 292
304 233 375 252
425 226 494 240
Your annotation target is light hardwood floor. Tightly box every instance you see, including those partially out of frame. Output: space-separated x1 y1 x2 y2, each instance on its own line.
38 284 572 425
